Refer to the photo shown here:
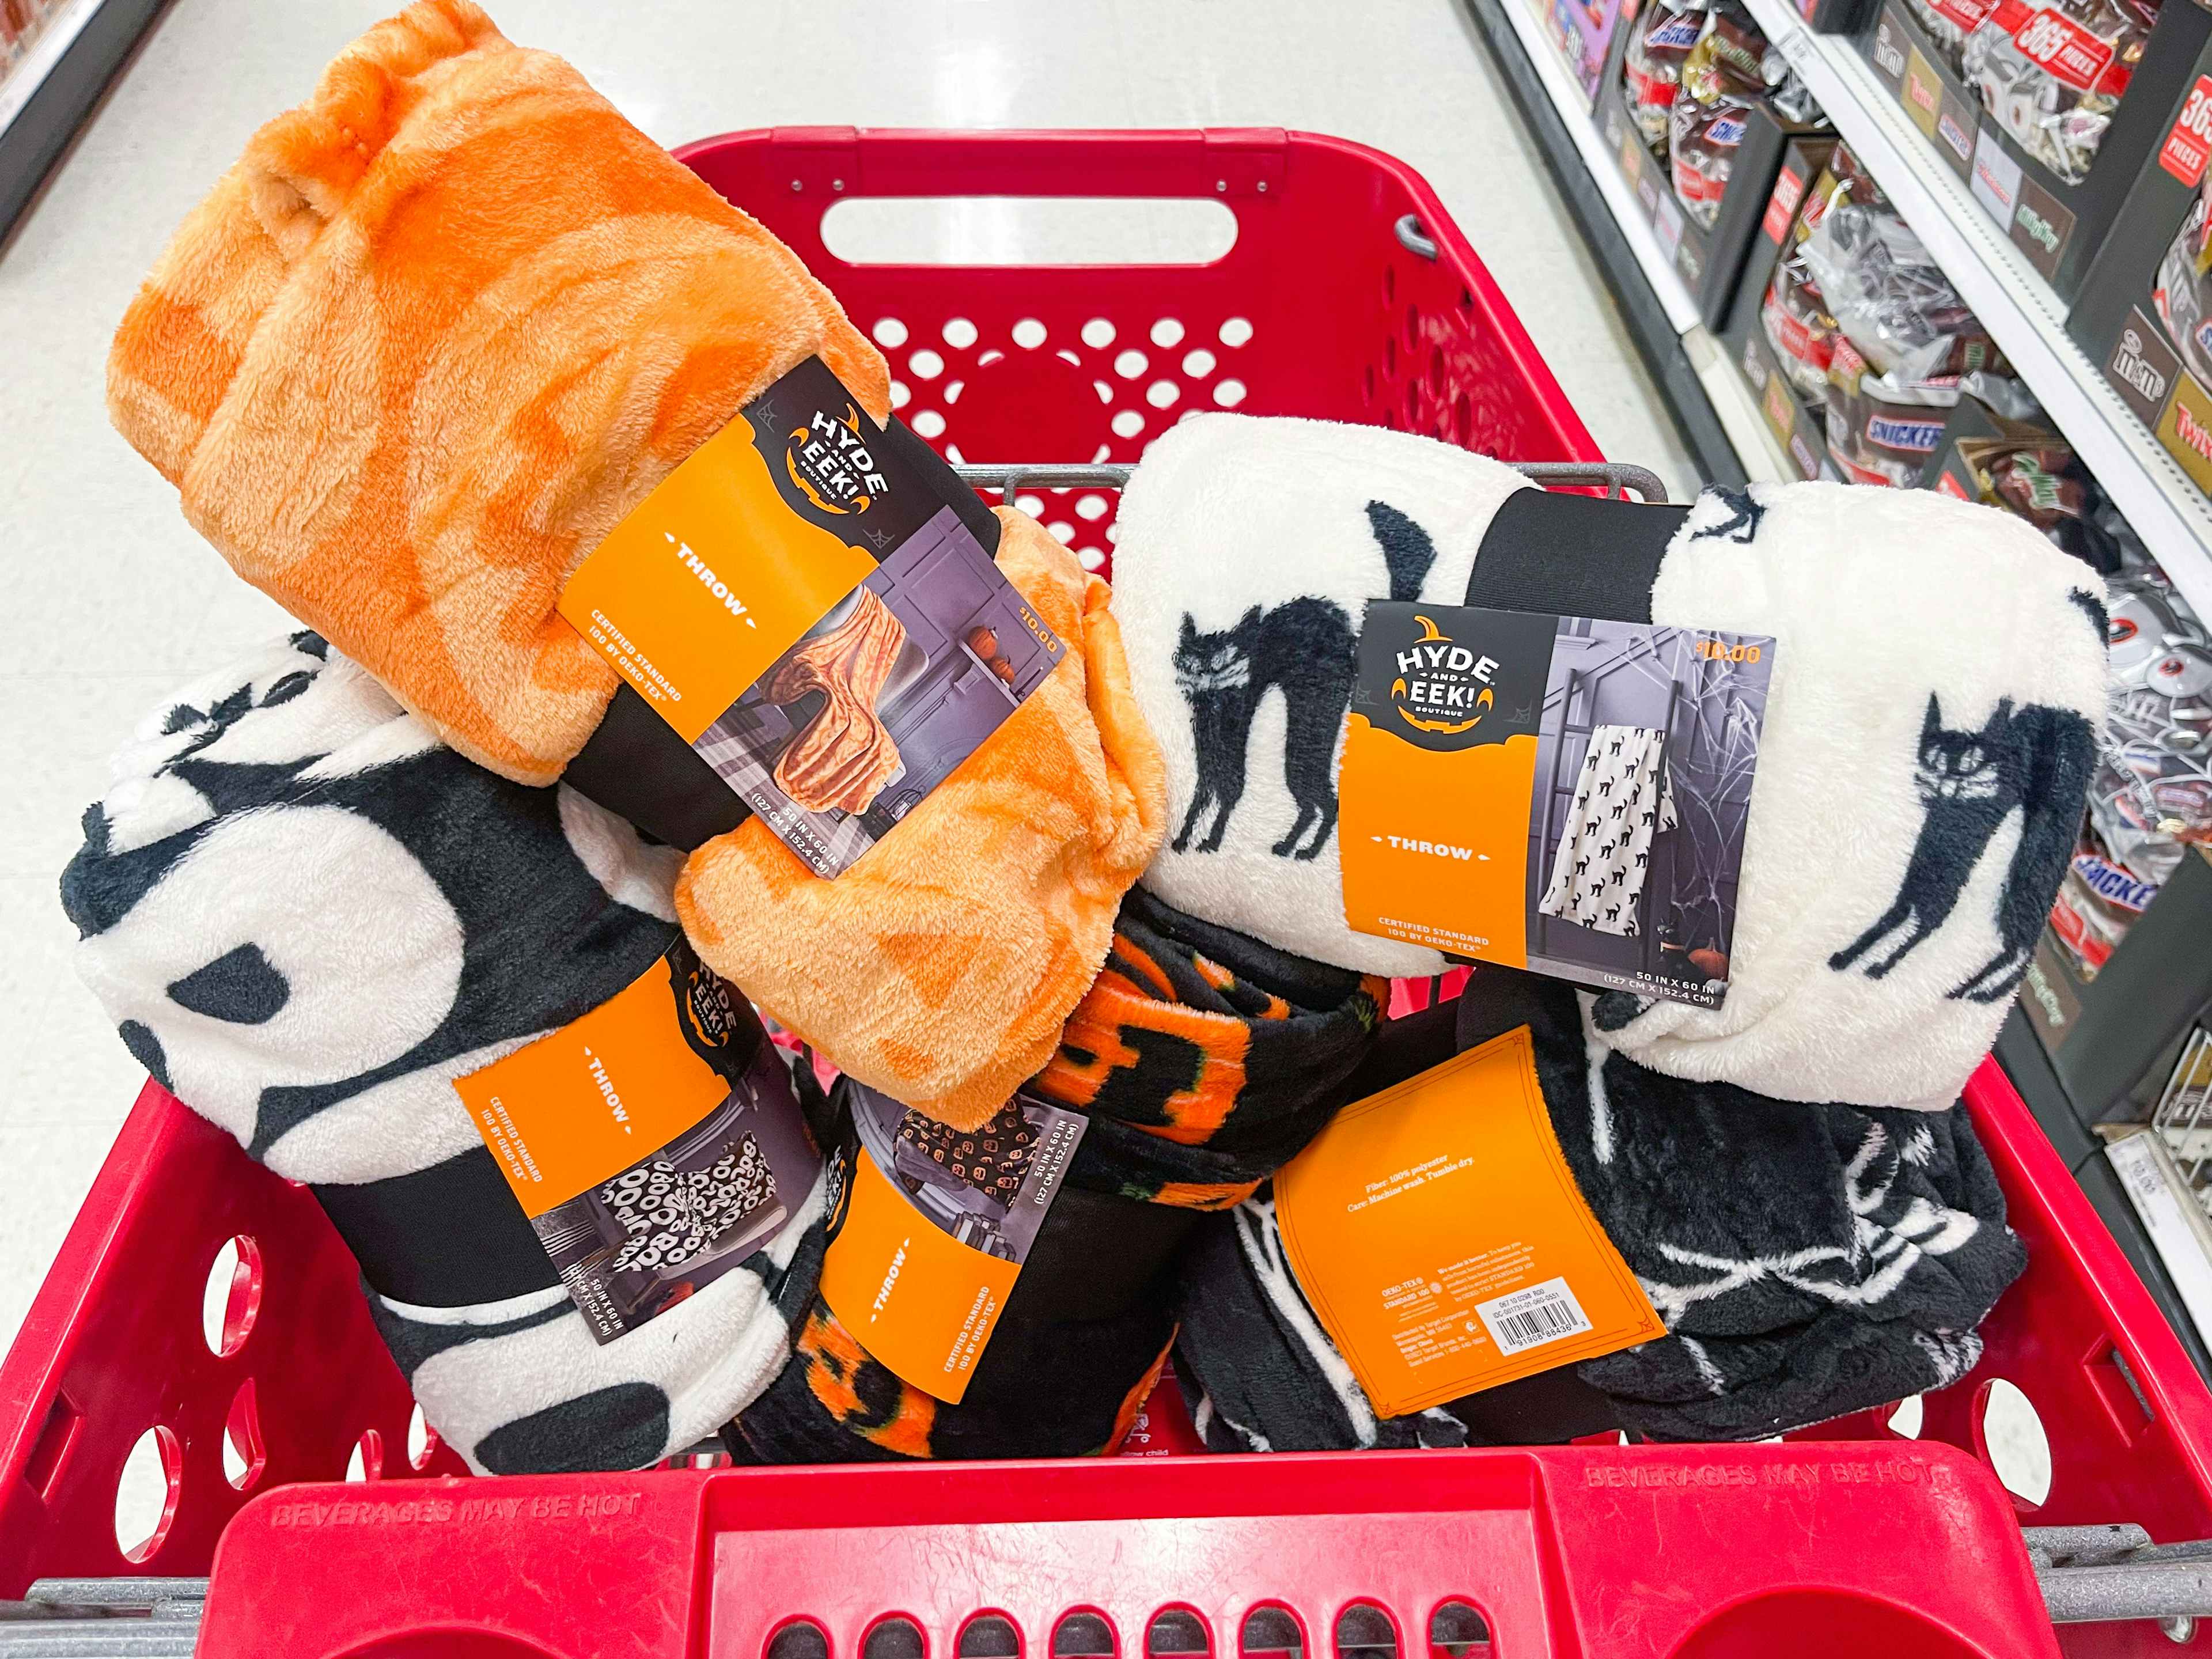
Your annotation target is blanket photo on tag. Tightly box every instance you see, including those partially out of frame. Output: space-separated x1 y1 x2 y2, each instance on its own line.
817 1082 1087 1402
453 940 823 1343
1338 604 1775 1008
558 356 1066 878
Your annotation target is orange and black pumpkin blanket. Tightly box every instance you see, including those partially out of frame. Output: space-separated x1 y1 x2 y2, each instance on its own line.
725 891 1388 1462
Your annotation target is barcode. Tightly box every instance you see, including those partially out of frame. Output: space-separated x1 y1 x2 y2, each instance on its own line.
1475 1277 1593 1357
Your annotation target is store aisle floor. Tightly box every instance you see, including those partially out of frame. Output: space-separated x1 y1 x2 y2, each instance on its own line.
0 0 1694 1358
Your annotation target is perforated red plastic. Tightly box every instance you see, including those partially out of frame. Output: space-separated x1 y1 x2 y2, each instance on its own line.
671 127 1603 578
3 130 2209 1656
189 1444 2059 1658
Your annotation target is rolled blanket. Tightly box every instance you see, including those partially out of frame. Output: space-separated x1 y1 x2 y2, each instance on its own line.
1111 413 1535 977
1581 481 2107 1112
107 0 888 785
1120 414 2107 1113
1175 975 2025 1450
728 891 1388 1462
106 5 1166 1130
61 635 829 1475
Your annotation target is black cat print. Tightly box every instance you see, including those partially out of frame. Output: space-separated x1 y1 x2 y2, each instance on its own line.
1595 478 2108 1114
1830 694 2096 1005
1170 597 1357 861
1112 413 1538 979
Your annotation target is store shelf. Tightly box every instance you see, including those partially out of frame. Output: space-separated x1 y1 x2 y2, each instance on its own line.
1734 0 2212 624
2109 1132 2212 1358
0 0 165 241
1467 0 1793 488
1494 0 1702 335
1998 1011 2212 1383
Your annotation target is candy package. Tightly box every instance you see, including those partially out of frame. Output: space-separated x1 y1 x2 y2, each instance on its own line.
2154 189 2212 389
2048 834 2161 978
1624 0 1709 151
1800 188 2006 384
2090 570 2212 885
1672 89 1760 228
1955 435 2126 571
1963 0 2154 184
1823 338 1957 487
1763 251 1839 396
1902 0 1992 77
1667 6 1776 227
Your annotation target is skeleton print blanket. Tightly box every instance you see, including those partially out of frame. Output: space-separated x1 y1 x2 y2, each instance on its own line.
1174 975 2024 1450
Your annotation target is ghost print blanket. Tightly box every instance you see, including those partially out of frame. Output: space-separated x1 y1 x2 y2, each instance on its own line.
1539 725 1677 937
63 635 827 1474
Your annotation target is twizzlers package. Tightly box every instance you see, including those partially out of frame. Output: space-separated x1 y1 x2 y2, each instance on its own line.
558 356 1066 877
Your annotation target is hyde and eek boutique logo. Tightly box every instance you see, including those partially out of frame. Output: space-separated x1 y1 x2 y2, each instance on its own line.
1359 602 1552 753
785 403 889 519
1391 613 1498 736
743 356 941 557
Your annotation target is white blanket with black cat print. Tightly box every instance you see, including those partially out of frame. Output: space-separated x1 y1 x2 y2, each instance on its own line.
1113 414 1535 976
1598 482 2110 1112
1120 421 2108 1116
1539 725 1676 935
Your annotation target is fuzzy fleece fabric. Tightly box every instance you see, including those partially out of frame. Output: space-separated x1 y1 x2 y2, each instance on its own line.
106 0 889 787
1174 979 2025 1451
1111 412 1534 978
679 507 1166 1132
727 889 1389 1462
60 635 827 1475
1126 412 2106 1111
105 7 1165 1130
1601 482 2108 1112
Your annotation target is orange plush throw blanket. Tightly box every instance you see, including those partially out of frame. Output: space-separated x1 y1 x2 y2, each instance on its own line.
108 0 888 784
107 2 1166 1128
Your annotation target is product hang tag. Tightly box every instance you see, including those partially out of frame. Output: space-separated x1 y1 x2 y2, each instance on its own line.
451 938 822 1344
556 357 1066 878
1338 601 1775 1009
817 1082 1088 1404
1275 1028 1665 1417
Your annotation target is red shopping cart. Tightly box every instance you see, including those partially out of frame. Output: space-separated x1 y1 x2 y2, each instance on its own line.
3 130 2209 1657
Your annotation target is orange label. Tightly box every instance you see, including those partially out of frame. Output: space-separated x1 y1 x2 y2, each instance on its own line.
1275 1028 1664 1416
1338 714 1536 964
452 954 731 1218
556 412 878 745
818 1147 1024 1405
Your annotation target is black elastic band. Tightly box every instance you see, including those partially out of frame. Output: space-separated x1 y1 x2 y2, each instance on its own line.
319 963 777 1308
566 687 751 854
1467 490 1690 622
313 1147 557 1307
874 415 1001 555
563 415 995 852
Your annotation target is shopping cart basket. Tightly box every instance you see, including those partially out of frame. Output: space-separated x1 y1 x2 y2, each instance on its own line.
2 129 2209 1656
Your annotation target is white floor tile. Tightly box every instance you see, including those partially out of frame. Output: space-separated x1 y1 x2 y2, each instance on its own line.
0 0 1695 1370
